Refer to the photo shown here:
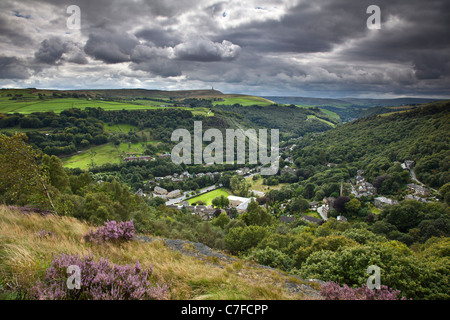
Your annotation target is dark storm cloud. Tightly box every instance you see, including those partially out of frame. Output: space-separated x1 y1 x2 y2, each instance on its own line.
211 1 369 54
413 52 450 80
0 0 449 97
130 44 182 77
84 30 140 63
328 0 450 80
0 13 34 46
35 37 67 64
0 56 31 79
135 28 182 47
35 37 88 65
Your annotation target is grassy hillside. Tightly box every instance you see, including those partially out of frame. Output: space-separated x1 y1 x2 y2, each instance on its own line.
214 104 338 138
212 94 274 107
61 141 161 170
293 102 450 189
0 88 273 114
0 206 319 300
265 96 447 122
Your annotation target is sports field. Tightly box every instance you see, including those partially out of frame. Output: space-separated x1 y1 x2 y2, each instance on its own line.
187 188 229 206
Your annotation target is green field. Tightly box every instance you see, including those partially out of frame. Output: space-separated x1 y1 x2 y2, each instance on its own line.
0 97 169 114
319 108 340 120
245 176 287 193
61 141 159 169
0 97 216 118
295 105 340 121
306 115 335 127
213 95 274 107
187 188 229 206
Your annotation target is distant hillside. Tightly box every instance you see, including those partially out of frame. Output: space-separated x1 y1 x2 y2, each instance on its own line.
293 101 450 189
214 104 338 138
264 96 447 122
0 88 225 100
264 96 443 108
0 88 275 114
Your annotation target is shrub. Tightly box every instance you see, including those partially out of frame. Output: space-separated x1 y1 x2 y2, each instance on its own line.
29 253 169 300
247 247 294 271
83 220 135 244
320 282 405 300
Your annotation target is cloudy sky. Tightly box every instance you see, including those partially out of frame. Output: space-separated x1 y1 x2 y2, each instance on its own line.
1 0 449 98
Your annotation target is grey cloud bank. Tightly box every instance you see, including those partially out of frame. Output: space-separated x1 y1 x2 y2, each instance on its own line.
0 0 449 98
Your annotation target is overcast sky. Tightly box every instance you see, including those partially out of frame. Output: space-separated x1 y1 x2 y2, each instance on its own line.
1 0 449 98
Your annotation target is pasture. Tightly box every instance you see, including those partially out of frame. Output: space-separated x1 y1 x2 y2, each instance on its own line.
61 141 159 169
213 95 274 107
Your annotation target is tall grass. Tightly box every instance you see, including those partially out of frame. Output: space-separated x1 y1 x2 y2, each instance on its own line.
0 206 306 300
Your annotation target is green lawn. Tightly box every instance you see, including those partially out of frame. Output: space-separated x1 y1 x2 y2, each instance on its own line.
61 141 158 169
302 210 322 220
187 188 229 206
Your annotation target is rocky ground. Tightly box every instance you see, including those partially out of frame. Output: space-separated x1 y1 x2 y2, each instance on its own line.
135 235 323 299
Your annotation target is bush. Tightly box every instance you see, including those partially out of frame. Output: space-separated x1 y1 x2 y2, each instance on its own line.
83 220 135 244
320 282 405 300
247 247 294 271
29 253 169 300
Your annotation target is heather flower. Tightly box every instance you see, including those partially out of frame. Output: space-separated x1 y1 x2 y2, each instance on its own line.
320 282 406 300
84 220 135 244
36 229 54 238
29 253 169 300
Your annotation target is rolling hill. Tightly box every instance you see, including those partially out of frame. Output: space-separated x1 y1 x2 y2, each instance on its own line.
293 101 450 189
264 96 446 122
0 88 275 114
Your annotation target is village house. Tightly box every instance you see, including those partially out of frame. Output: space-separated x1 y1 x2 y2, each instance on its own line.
285 156 294 164
181 171 191 179
309 201 318 211
326 162 338 168
323 197 335 208
407 183 430 196
228 195 255 213
123 155 154 162
158 153 171 158
167 189 181 199
301 215 324 225
134 188 145 197
355 175 365 185
357 182 376 196
401 160 415 170
153 186 168 195
374 196 399 208
405 194 431 203
281 166 297 175
280 216 296 224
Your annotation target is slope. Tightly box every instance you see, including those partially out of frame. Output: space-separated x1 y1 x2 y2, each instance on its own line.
0 205 321 300
293 102 450 189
